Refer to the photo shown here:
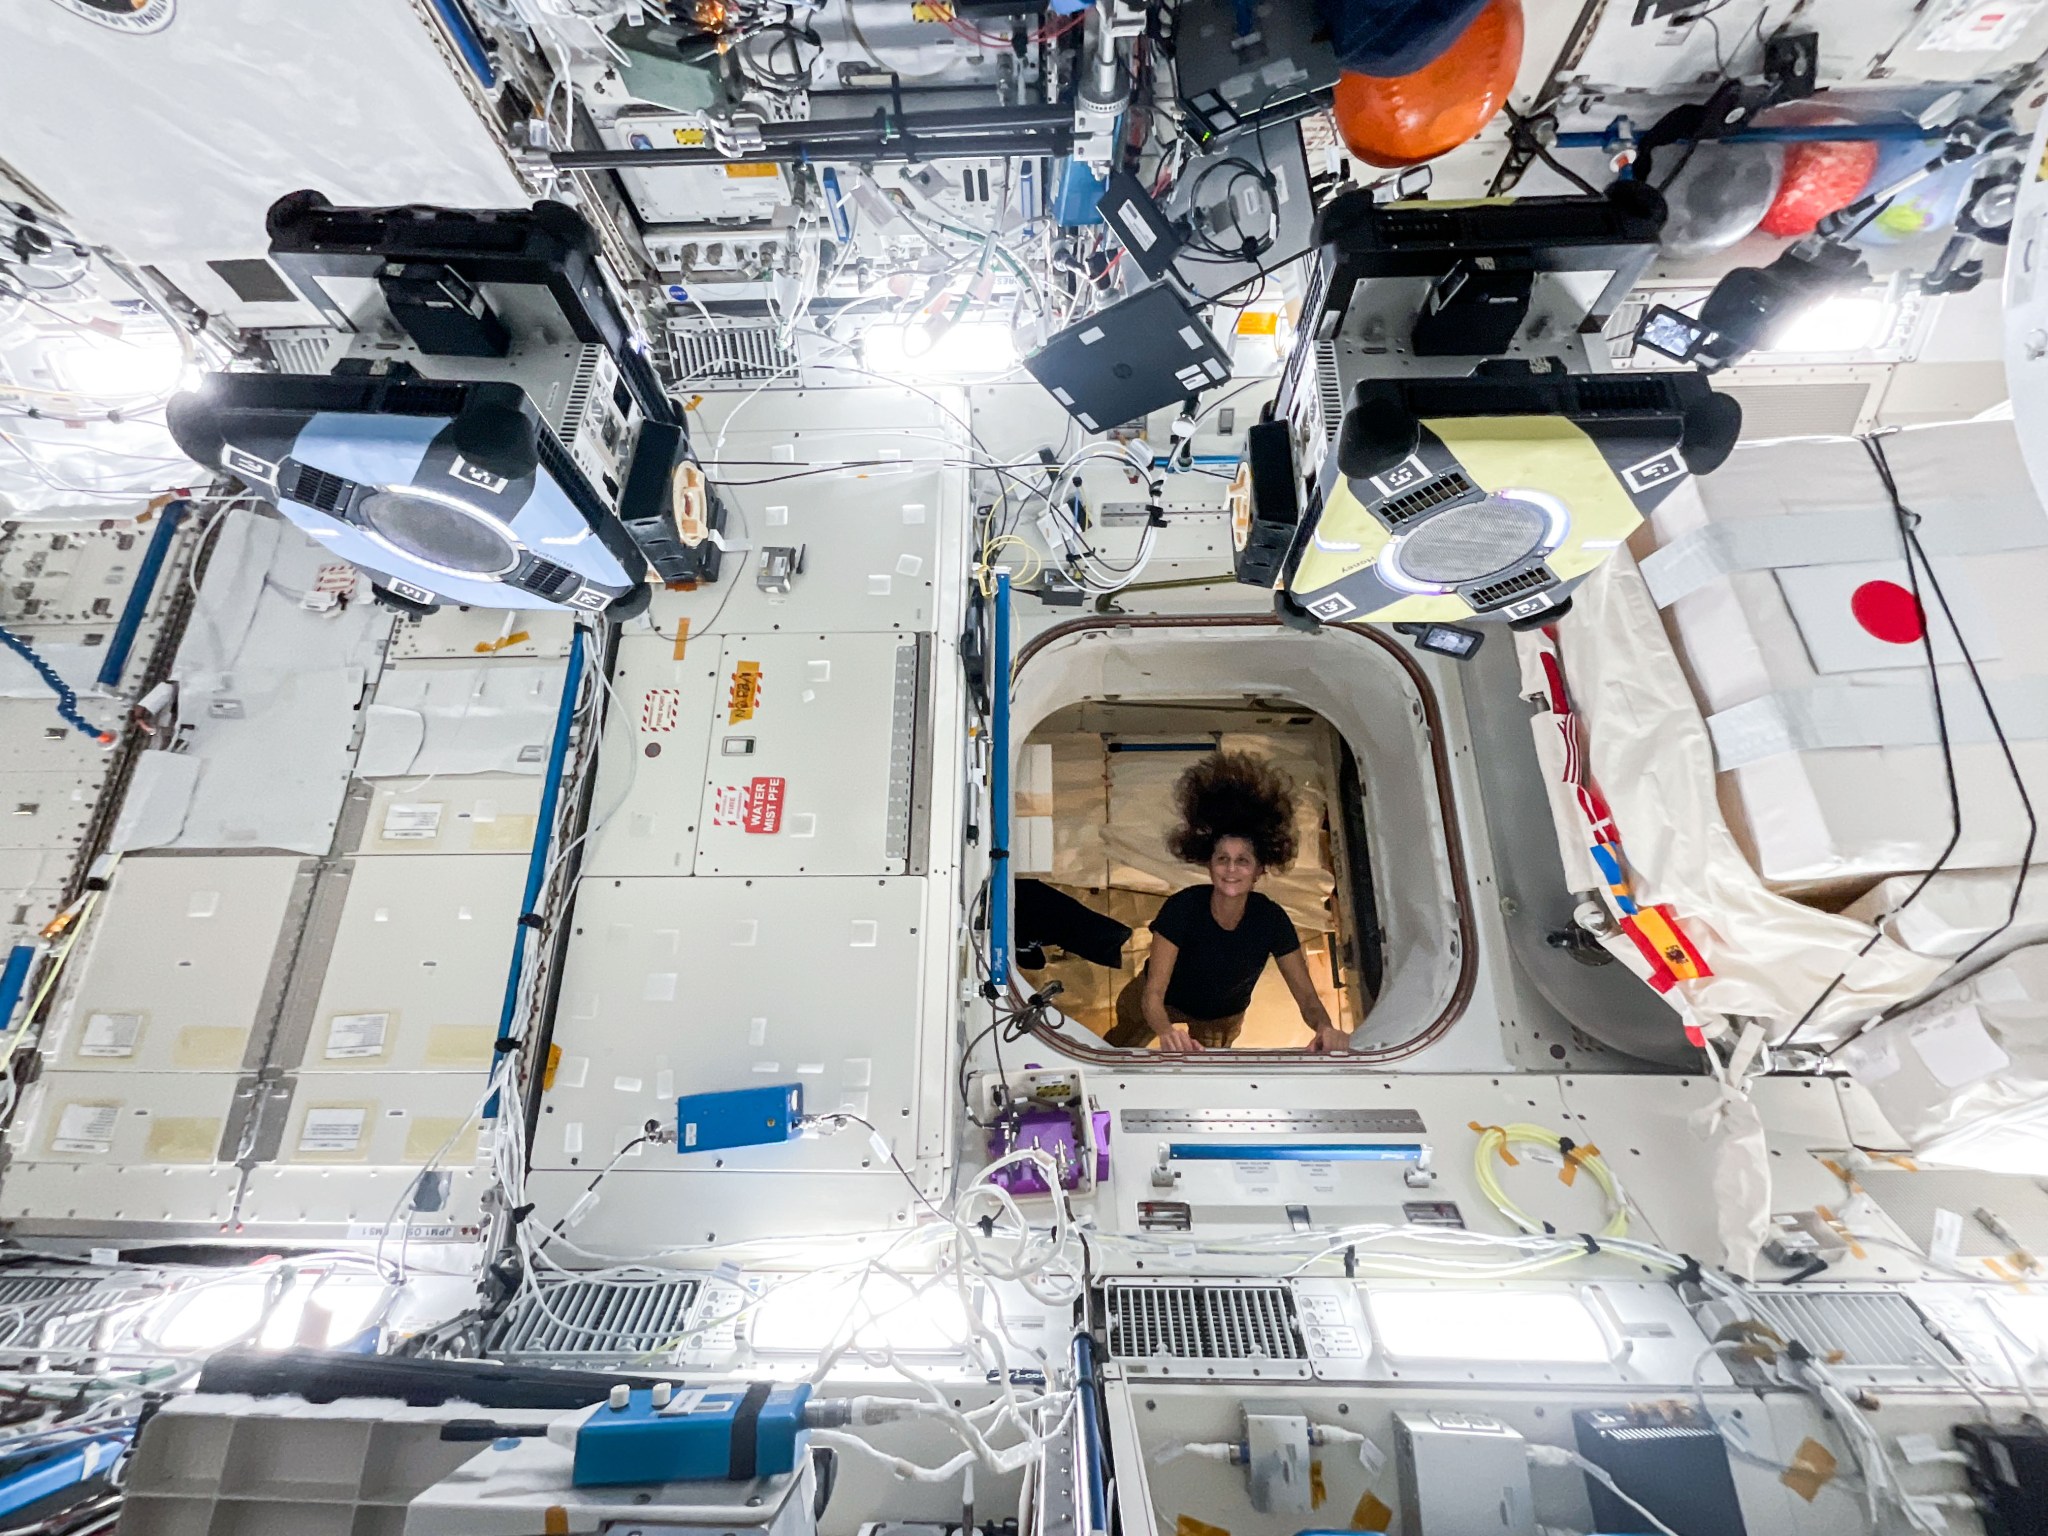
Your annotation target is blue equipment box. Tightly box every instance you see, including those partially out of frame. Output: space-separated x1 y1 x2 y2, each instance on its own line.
574 1382 813 1486
676 1083 803 1154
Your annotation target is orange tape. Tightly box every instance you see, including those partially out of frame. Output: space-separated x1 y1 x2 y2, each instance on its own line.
1560 1142 1600 1187
543 1042 562 1092
1469 1122 1518 1166
1176 1518 1232 1536
1351 1492 1394 1532
1780 1437 1838 1502
1310 1459 1327 1510
1986 1256 2033 1292
1815 1205 1867 1261
671 618 691 661
544 1507 570 1536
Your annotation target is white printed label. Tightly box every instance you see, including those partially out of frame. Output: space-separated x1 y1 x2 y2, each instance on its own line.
382 803 443 841
78 1012 141 1059
1116 202 1157 249
300 1108 368 1153
54 1103 118 1154
1930 1207 1965 1269
1909 1004 2010 1088
326 1013 389 1060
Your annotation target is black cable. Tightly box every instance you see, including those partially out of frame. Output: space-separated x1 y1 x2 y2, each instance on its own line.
1783 433 2035 1049
1501 105 1602 197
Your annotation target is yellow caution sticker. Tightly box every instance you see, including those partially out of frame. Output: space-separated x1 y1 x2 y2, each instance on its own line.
472 630 531 655
726 162 781 178
1781 1437 1839 1502
1235 310 1280 336
1351 1491 1394 1531
728 659 763 723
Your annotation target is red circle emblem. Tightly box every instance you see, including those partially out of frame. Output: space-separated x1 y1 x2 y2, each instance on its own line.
1849 579 1924 645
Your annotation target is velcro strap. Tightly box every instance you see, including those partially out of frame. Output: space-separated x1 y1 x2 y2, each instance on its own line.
728 1381 774 1481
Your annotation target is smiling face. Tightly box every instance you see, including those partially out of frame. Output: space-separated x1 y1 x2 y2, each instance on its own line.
1207 835 1262 898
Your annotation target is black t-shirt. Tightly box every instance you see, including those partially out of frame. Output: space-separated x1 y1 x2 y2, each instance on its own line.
1150 886 1300 1020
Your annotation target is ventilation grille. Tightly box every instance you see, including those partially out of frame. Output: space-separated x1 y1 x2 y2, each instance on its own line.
558 346 603 444
1743 1291 1958 1378
1719 382 1871 441
1104 1284 1304 1362
672 324 798 384
1377 470 1476 527
1315 342 1343 437
533 423 612 526
0 1274 120 1353
1465 563 1554 609
266 331 339 376
522 557 580 599
1572 376 1669 413
284 462 354 515
491 1275 701 1361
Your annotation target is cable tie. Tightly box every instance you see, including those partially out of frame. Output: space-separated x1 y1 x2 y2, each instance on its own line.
989 847 1008 861
1674 1253 1703 1287
1541 1220 1556 1235
1578 1233 1600 1256
1556 1136 1576 1159
977 1214 996 1238
517 913 545 930
1785 1338 1813 1364
492 1038 522 1054
509 1203 534 1225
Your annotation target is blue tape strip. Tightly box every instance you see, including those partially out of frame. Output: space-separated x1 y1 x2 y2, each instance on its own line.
1167 1143 1424 1162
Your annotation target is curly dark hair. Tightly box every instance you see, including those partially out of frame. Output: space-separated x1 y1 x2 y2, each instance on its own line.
1165 751 1299 871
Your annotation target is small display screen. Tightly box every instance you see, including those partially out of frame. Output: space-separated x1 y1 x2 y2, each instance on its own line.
1636 305 1709 363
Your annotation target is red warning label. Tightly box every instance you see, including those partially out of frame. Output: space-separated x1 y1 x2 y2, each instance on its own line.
712 776 786 833
641 687 681 732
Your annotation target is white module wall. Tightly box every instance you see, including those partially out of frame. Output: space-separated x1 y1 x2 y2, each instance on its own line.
693 631 924 878
344 776 546 858
283 854 522 1076
2 1070 246 1230
528 874 944 1247
40 855 304 1076
648 390 967 642
580 633 723 878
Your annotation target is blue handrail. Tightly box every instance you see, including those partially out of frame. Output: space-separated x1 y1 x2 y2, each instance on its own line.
989 572 1012 989
489 631 586 1114
97 497 187 690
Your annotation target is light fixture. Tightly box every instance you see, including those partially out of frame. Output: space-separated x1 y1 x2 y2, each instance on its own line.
1762 293 1892 356
47 327 188 399
747 1269 978 1355
860 320 1020 379
1365 1286 1615 1365
150 1269 389 1352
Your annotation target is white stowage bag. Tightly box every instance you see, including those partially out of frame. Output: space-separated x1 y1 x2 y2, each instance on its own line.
1516 551 1947 1044
1841 945 2048 1174
1685 1023 1772 1282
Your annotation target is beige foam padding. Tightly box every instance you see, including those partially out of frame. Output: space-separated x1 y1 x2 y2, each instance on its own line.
405 1117 478 1164
172 1027 247 1070
471 814 538 853
425 1025 496 1068
144 1117 222 1163
1049 733 1110 889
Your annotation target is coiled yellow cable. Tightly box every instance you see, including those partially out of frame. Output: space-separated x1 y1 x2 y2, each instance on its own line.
1470 1121 1630 1240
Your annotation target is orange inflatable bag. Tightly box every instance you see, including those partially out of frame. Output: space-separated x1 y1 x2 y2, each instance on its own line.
1332 0 1523 168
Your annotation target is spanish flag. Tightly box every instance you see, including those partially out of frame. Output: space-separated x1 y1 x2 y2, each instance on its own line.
1618 904 1712 993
